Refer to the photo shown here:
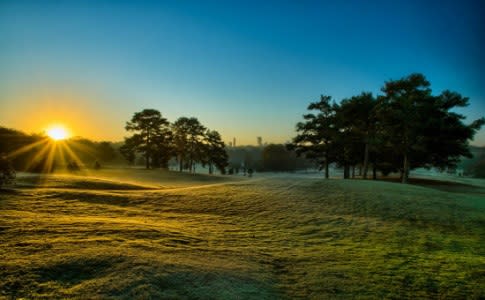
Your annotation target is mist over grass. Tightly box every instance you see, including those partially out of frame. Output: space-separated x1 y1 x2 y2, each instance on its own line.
1 170 484 298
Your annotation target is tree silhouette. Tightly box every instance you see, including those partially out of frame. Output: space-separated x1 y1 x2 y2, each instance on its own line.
335 92 377 179
377 73 484 183
150 124 173 169
377 73 433 183
263 144 297 172
119 135 139 165
172 117 206 172
96 141 117 163
204 130 228 174
289 95 337 178
290 73 484 183
125 109 170 169
419 90 484 171
0 154 15 187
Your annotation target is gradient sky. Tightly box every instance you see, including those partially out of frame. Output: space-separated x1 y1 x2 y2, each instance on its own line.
1 0 484 145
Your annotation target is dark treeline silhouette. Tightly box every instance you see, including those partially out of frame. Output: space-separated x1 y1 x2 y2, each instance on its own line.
120 109 228 174
227 146 262 172
0 126 119 172
0 153 15 187
227 144 312 173
289 73 485 183
0 127 49 172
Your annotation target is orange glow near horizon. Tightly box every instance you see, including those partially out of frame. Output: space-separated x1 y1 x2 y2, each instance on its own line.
1 87 126 142
7 130 91 177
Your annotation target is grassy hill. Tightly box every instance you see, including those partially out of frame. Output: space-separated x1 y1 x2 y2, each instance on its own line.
1 170 484 299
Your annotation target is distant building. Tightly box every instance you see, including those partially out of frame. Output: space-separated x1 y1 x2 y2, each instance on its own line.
257 136 262 147
233 137 236 147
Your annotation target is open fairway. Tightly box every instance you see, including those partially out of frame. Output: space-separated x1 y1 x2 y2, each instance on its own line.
1 170 484 299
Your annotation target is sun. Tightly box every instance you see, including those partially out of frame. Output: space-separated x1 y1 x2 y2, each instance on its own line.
46 125 70 141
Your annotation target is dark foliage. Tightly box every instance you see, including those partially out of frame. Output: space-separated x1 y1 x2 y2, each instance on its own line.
0 155 16 187
289 73 484 182
121 110 229 174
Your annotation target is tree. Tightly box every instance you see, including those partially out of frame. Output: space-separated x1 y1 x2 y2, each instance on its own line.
420 90 484 171
262 144 297 172
119 135 139 165
124 109 170 169
151 125 173 169
377 73 484 183
96 141 117 163
226 146 264 172
377 73 433 183
336 92 377 179
172 117 206 172
203 130 228 174
289 95 337 178
0 154 15 187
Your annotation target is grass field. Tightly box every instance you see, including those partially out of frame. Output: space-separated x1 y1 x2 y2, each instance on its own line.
1 169 484 299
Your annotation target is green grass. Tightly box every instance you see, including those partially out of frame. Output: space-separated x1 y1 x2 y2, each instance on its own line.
1 170 484 299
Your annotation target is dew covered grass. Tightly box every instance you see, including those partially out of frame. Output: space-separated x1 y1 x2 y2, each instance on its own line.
1 170 484 299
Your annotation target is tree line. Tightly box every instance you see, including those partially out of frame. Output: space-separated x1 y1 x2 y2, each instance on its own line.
119 109 228 174
0 126 119 172
289 73 485 183
227 144 312 173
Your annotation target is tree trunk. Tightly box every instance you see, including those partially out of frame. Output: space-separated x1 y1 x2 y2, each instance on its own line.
352 166 355 178
363 143 369 179
402 153 410 184
372 163 377 180
146 129 150 169
152 155 159 169
179 157 183 172
324 152 329 179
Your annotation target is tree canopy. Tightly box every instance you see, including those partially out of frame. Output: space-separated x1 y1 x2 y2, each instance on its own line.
289 95 337 178
290 73 484 183
121 110 229 173
125 109 171 169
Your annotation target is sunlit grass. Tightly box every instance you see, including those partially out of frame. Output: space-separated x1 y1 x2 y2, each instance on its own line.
1 170 484 298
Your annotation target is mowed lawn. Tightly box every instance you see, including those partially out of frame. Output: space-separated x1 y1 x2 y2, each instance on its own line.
1 170 484 299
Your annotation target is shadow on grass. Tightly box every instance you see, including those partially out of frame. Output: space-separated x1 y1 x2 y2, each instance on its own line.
15 175 155 190
380 177 485 195
36 257 118 285
0 188 23 195
2 255 281 299
44 190 136 207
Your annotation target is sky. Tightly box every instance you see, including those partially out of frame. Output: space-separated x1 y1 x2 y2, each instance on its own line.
1 0 484 146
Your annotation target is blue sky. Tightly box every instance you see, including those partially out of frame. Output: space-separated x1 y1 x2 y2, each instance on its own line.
1 0 484 145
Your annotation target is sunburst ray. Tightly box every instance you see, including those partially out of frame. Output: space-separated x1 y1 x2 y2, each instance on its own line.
7 138 49 159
